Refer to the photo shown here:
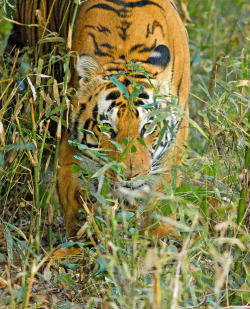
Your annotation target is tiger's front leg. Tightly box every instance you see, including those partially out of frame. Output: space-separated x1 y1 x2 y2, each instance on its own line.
56 131 86 239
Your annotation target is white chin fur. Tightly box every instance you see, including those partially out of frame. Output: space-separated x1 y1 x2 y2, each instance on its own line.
118 185 150 203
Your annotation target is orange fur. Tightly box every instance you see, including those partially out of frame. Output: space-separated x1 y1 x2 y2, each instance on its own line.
57 0 190 239
8 0 190 239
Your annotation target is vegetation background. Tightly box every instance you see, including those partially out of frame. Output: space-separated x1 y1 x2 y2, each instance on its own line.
0 0 249 308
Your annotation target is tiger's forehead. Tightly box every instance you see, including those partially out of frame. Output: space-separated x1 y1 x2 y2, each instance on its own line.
78 74 154 109
94 83 152 117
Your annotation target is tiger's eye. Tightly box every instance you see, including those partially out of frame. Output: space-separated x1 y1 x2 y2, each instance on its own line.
141 123 156 137
141 123 149 137
102 123 116 138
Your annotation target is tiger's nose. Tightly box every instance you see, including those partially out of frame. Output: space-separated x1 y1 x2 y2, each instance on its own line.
123 171 140 180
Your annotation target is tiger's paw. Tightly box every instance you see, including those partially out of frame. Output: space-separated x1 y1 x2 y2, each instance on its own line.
149 222 182 240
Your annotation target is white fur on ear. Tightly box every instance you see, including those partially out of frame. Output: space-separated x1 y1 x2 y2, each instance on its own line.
75 53 103 81
147 45 171 69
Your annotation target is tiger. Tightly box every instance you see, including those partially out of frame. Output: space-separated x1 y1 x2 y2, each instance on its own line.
56 0 190 238
9 0 190 239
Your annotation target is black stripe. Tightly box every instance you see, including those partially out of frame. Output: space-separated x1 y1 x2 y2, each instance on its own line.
106 83 117 89
134 100 145 106
138 93 149 99
106 91 121 100
107 101 117 112
130 44 145 53
73 119 79 139
146 20 165 38
117 21 131 40
134 74 148 79
86 143 98 148
170 44 175 84
83 119 91 142
101 43 115 49
83 25 96 30
100 114 108 121
88 33 111 57
91 120 98 131
87 0 164 15
87 3 119 14
80 103 86 114
93 104 98 119
124 0 163 10
139 39 157 53
177 74 183 101
97 25 111 34
170 1 178 12
133 109 139 118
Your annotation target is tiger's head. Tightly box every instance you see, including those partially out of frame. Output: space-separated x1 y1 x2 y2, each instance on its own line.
70 45 178 204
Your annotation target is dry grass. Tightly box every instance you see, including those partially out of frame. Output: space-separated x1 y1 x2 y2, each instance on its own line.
0 0 249 308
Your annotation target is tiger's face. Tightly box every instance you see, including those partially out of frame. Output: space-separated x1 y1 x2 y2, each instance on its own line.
71 46 177 203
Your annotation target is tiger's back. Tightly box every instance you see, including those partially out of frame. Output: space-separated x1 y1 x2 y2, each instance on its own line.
71 0 190 109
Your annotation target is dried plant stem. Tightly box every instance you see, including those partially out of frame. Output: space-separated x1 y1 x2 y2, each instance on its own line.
38 120 50 168
30 101 39 209
80 196 109 251
23 255 49 309
29 100 41 254
234 102 250 276
237 110 250 227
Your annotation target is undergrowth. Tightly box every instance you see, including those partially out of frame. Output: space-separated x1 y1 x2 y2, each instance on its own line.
0 0 249 308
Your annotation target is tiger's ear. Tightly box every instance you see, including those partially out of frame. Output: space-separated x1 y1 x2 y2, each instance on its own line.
143 45 171 74
75 53 103 82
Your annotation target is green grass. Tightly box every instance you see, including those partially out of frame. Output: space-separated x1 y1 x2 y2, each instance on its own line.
0 0 249 308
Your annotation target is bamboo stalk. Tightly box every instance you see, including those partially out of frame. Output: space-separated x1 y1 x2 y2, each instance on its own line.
46 2 79 247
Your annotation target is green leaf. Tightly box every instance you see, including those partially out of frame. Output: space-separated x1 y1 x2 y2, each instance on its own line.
116 211 135 219
177 166 201 202
73 155 88 163
155 120 170 151
79 128 96 137
109 72 129 100
59 263 79 271
93 257 108 276
129 228 139 235
136 137 147 148
95 216 108 226
0 143 35 152
122 138 129 146
90 191 107 207
49 116 67 127
47 105 66 117
91 161 115 178
5 229 13 264
13 241 28 264
57 274 76 286
181 114 208 140
71 164 83 173
131 144 137 153
12 236 37 257
109 141 124 152
56 242 87 250
171 165 177 194
130 174 158 182
4 222 28 240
